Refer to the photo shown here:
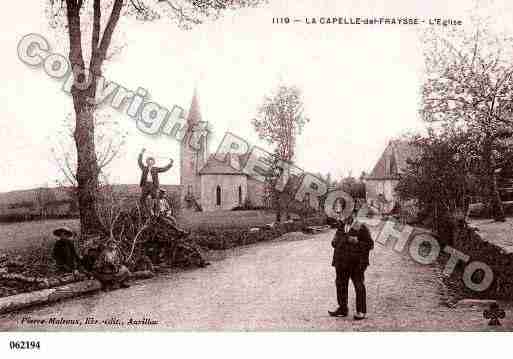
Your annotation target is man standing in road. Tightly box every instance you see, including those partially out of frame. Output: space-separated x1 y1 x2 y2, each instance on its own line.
138 148 174 216
329 209 374 320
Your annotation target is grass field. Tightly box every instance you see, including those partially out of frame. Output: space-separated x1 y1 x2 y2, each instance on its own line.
0 218 81 277
177 210 278 231
0 218 80 252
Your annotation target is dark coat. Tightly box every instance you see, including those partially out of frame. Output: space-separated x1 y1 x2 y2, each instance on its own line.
332 222 374 268
52 238 80 271
138 153 173 187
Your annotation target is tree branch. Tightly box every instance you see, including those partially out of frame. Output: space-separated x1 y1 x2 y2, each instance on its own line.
96 0 123 71
90 0 101 71
65 0 85 69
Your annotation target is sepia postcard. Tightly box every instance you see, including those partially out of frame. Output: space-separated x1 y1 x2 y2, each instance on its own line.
1 0 513 356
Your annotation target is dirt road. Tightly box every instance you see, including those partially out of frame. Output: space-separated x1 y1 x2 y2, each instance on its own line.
1 230 509 331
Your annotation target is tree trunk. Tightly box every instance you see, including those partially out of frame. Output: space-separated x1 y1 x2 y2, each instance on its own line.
484 141 505 222
275 198 282 223
490 172 506 221
64 0 123 237
73 91 105 236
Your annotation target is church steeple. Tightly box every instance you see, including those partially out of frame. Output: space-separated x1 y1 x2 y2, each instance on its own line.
186 87 202 125
185 87 207 160
180 87 207 209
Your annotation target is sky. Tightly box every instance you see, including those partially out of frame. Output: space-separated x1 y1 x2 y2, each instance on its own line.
1 0 513 192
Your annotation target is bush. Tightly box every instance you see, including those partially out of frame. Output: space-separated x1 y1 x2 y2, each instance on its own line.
231 205 268 211
468 201 513 218
450 225 513 299
231 198 267 211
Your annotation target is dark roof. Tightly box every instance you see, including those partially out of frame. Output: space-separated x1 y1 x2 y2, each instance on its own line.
366 140 419 180
199 154 248 175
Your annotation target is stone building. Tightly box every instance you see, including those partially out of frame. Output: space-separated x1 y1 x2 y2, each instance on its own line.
179 91 265 212
364 140 419 212
0 91 267 217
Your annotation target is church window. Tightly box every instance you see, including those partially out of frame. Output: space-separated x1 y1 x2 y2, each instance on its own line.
238 185 242 205
216 185 222 206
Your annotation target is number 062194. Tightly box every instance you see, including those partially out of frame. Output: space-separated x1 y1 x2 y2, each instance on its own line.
9 341 41 350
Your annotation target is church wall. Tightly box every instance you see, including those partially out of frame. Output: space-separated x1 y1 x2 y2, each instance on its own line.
200 174 248 211
180 134 204 203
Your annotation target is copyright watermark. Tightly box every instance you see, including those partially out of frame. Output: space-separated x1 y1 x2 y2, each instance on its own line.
18 32 493 294
17 33 208 147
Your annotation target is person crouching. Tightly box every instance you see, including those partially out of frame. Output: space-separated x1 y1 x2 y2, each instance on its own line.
52 226 81 275
93 240 131 290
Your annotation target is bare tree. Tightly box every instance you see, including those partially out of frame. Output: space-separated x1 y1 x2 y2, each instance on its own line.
252 85 309 221
421 18 513 221
51 111 127 189
96 174 126 241
46 0 268 236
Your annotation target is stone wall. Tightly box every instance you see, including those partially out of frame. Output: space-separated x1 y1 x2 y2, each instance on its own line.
200 174 247 211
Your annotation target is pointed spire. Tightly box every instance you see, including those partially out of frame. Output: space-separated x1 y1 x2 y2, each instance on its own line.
186 87 202 125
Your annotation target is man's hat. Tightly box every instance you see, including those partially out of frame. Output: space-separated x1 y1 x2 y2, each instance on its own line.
105 238 118 248
53 226 74 237
327 191 354 220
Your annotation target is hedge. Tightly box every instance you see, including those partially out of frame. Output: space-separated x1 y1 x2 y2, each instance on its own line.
451 223 513 299
191 216 327 250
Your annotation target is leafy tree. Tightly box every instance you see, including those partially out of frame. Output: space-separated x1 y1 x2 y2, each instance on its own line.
421 19 513 221
252 85 309 221
46 0 268 236
395 128 480 233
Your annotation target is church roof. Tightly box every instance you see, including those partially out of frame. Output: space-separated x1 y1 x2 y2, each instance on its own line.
199 154 248 175
186 87 202 125
366 140 419 180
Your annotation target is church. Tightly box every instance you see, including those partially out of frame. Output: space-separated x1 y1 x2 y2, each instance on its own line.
363 140 419 212
177 91 266 212
0 91 267 218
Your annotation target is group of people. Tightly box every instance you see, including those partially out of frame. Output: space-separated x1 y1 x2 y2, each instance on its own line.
138 148 174 217
51 148 183 290
137 148 189 235
138 147 375 320
52 226 130 289
53 148 373 318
